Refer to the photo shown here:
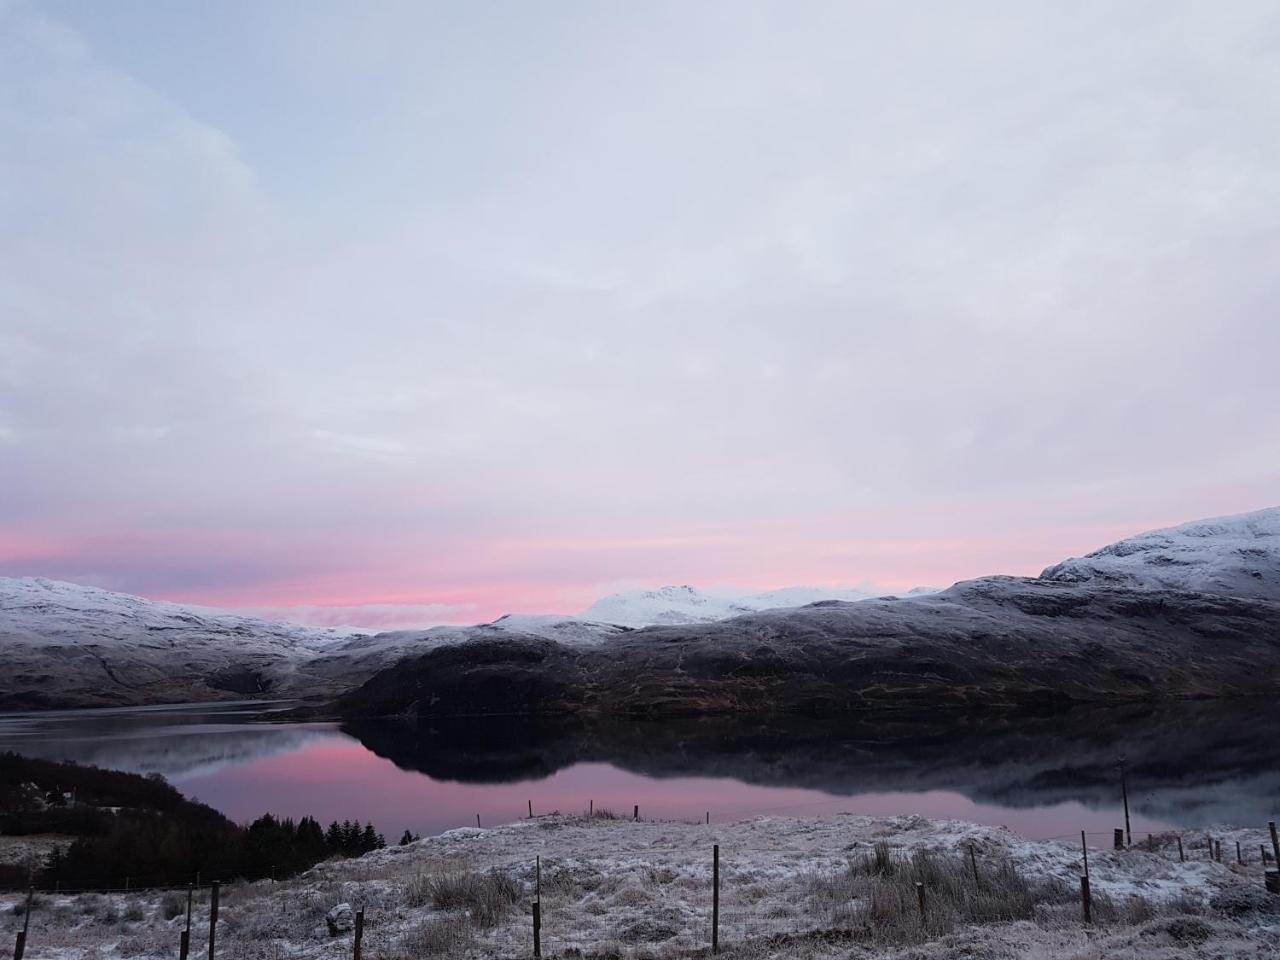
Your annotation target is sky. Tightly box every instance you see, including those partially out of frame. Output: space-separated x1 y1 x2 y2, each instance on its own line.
2 0 1278 628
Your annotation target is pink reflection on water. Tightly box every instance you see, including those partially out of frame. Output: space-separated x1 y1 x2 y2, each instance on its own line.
173 736 1175 843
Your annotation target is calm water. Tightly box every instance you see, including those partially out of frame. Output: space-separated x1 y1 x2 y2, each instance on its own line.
1 701 1276 840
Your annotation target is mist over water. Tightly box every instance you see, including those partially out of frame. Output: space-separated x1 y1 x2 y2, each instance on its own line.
2 701 1275 841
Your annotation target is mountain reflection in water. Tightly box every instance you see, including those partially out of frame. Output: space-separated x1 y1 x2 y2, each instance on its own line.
2 700 1276 838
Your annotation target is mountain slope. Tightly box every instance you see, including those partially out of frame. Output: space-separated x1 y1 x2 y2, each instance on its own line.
337 576 1280 718
0 578 626 710
300 615 626 683
1040 506 1280 601
0 578 356 710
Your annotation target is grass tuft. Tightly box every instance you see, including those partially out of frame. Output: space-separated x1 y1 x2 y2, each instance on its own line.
420 869 522 927
806 845 1073 944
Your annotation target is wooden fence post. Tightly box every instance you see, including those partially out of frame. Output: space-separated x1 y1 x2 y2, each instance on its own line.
1113 828 1124 851
916 881 927 922
712 844 720 955
1080 875 1092 924
634 805 639 822
1177 836 1184 862
179 882 193 960
1237 841 1243 864
13 887 32 960
179 928 189 960
1118 757 1131 846
1080 832 1088 880
533 855 542 959
477 814 481 828
1270 821 1280 867
208 881 219 960
528 800 533 819
589 799 593 816
353 909 364 960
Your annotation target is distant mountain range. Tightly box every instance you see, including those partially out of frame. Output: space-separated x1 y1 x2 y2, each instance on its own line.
1 507 1278 712
0 576 935 710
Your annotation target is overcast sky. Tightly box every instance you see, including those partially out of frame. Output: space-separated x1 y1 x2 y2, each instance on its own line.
2 0 1278 626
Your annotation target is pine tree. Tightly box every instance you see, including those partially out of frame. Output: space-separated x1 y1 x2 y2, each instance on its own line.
325 821 343 852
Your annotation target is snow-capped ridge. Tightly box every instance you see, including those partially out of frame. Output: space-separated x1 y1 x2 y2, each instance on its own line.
579 582 936 627
1040 506 1280 602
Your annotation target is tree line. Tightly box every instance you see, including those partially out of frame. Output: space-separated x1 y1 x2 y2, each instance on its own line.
0 753 389 890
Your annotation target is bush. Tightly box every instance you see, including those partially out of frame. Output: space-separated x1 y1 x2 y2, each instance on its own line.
1159 915 1213 945
399 915 473 957
160 891 186 921
8 893 47 916
404 870 432 908
426 870 522 927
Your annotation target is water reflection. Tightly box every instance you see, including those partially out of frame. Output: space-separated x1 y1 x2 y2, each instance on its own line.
2 700 1276 839
0 701 336 779
341 702 1280 830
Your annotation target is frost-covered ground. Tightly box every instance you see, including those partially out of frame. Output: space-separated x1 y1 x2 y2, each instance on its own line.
4 814 1277 959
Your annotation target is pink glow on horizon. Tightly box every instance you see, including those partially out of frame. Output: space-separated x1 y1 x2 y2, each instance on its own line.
158 518 1175 625
0 511 1194 626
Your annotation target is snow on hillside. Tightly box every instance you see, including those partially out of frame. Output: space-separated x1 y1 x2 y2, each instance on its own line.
0 577 356 651
1040 506 1280 601
0 577 361 709
307 614 626 679
483 613 629 644
578 583 935 627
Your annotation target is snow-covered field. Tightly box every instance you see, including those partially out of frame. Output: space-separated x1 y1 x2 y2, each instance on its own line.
4 814 1277 959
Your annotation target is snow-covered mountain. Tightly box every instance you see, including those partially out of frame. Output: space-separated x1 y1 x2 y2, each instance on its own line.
0 577 632 709
1040 506 1280 602
0 577 354 651
303 614 627 682
579 583 933 628
0 577 358 710
5 505 1279 711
